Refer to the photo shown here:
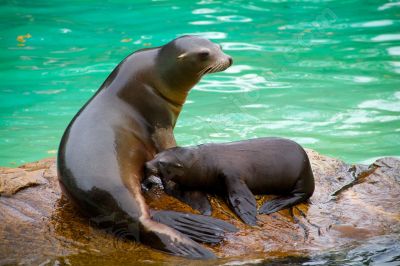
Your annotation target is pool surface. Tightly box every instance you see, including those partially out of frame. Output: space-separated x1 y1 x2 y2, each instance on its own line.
0 1 399 165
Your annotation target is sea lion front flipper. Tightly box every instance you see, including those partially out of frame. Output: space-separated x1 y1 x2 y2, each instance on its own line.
224 176 257 226
151 210 237 244
141 218 216 259
258 195 305 215
163 181 212 215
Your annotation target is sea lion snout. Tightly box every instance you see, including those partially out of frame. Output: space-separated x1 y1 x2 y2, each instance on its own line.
227 56 233 66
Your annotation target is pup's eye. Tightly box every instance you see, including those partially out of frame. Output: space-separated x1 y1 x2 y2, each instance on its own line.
175 163 183 168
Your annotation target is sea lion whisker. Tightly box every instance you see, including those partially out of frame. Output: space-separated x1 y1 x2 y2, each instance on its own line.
202 67 212 75
212 61 228 73
200 64 218 75
217 61 229 72
200 60 227 75
197 67 206 75
198 66 212 76
208 63 221 74
212 65 220 72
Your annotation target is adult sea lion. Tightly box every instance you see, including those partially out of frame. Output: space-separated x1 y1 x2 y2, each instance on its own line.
57 36 235 259
145 137 315 225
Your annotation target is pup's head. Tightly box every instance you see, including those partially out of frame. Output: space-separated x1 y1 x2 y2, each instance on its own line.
144 147 197 185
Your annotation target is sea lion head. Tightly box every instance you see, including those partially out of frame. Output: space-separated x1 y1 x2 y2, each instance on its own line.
156 36 232 104
170 35 233 77
144 147 197 184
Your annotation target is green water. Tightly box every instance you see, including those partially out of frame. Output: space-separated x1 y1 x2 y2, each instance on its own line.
0 0 399 167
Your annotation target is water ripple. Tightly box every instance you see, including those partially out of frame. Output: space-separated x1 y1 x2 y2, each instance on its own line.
342 110 399 124
197 73 267 93
34 89 66 95
353 76 376 83
378 2 400 11
221 42 263 51
215 15 252 23
241 103 269 109
372 34 400 42
351 19 394 28
224 65 253 74
358 97 400 112
189 20 216 25
182 31 227 39
58 63 114 76
387 46 400 56
192 8 216 14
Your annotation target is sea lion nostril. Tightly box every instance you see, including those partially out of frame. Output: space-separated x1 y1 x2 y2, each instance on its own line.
228 57 233 66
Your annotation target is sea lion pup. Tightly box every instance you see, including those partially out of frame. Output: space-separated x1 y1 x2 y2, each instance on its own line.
145 137 315 225
57 36 236 259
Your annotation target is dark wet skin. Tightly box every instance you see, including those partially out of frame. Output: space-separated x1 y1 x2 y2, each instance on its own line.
145 137 315 225
57 36 236 259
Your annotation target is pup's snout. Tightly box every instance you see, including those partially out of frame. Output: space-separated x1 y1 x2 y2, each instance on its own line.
145 161 158 176
142 175 164 191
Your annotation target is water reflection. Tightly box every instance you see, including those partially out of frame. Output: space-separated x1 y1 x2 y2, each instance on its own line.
221 42 263 51
197 73 274 93
192 8 218 14
215 15 252 23
358 96 400 112
183 31 227 39
224 65 253 74
189 20 216 25
378 2 400 11
372 34 400 42
351 19 394 28
387 46 400 56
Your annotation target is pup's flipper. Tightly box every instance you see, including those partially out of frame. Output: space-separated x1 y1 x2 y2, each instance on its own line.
225 177 257 226
140 218 216 259
258 195 305 215
151 210 237 244
180 190 212 215
164 181 213 215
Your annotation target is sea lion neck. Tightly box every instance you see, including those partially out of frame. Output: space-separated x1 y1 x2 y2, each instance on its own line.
150 74 191 107
154 49 200 106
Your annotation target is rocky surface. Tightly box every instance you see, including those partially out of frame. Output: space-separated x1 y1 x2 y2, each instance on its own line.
0 150 399 265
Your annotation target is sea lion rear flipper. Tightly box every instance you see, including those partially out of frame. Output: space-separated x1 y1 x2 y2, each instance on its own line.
224 176 257 226
258 195 305 214
259 172 314 214
140 218 216 259
151 210 237 244
164 181 212 215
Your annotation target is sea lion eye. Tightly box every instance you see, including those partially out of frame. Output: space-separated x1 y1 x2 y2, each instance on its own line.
198 50 210 59
177 52 187 60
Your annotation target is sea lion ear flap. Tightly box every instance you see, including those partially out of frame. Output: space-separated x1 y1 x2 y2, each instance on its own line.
177 52 188 60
